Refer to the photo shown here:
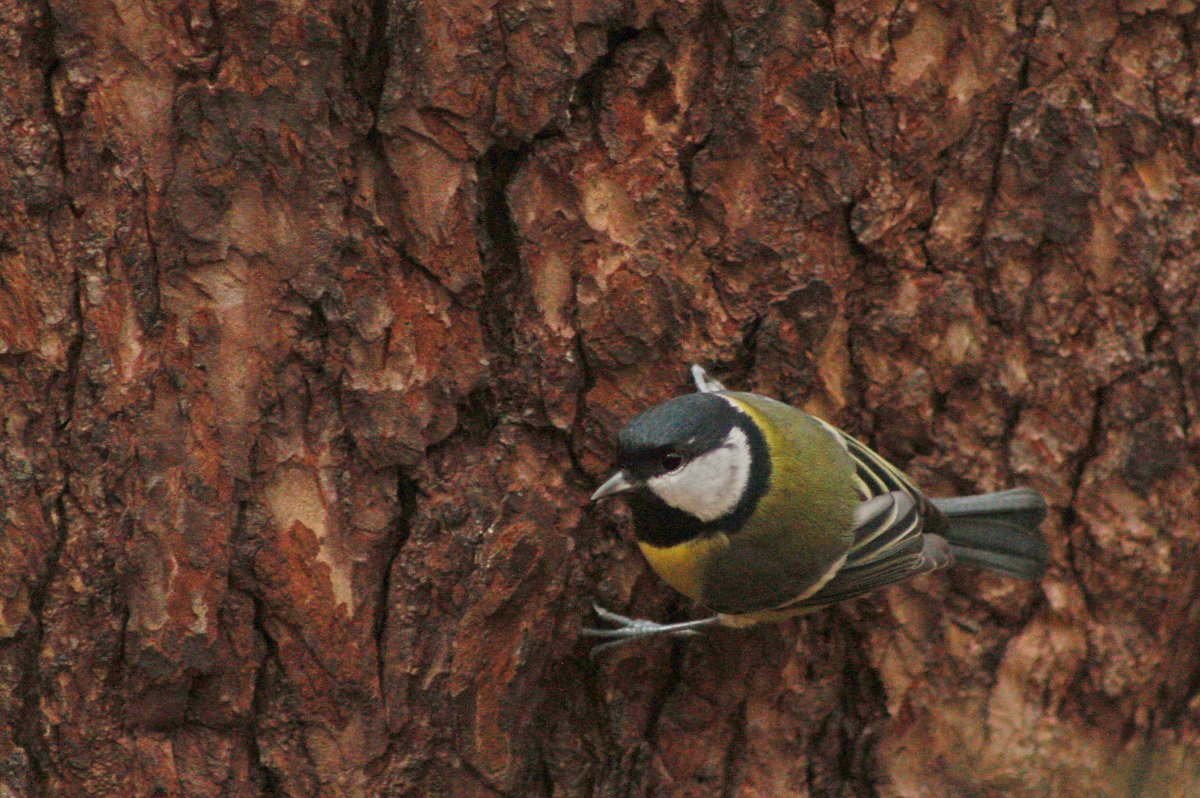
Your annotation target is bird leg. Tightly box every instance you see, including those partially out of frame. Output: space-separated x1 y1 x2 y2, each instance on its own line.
581 604 720 654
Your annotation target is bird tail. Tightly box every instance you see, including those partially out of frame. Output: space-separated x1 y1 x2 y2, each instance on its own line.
931 488 1049 581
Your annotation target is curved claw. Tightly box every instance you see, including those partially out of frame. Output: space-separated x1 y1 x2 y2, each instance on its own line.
582 603 718 655
691 364 726 393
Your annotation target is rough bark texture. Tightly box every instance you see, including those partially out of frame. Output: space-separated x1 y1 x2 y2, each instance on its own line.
1 0 1198 796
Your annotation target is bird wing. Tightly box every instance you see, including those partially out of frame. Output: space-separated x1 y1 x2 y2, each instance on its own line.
780 490 952 610
810 417 923 503
773 420 953 611
811 416 950 541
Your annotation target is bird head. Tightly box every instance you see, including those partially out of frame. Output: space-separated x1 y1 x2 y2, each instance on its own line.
592 392 767 527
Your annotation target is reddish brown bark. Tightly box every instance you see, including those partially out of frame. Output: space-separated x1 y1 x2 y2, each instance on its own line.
1 1 1198 796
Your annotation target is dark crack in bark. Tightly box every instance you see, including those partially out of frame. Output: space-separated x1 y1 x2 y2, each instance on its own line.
718 696 749 798
13 4 84 785
976 13 1046 330
1061 386 1107 614
362 0 391 131
247 590 287 798
13 483 73 793
35 0 75 216
476 139 533 407
374 471 418 713
566 26 642 138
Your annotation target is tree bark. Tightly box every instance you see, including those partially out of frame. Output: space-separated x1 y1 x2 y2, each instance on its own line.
2 1 1198 796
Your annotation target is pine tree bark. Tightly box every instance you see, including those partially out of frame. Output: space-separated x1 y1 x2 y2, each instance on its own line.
2 1 1198 796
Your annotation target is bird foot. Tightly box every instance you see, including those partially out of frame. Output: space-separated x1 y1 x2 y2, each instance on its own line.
691 364 727 393
581 604 719 655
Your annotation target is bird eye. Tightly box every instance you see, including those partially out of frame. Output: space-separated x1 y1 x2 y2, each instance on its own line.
660 452 684 471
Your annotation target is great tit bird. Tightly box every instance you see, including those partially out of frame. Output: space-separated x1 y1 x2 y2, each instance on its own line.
584 366 1048 652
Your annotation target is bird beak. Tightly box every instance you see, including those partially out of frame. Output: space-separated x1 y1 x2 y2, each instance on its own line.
591 470 634 501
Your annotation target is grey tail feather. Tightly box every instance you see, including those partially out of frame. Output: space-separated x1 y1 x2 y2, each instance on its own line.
931 488 1049 581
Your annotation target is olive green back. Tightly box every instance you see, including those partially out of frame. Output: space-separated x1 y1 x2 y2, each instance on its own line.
700 393 859 614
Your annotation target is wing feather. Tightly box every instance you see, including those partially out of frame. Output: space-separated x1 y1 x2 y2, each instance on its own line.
774 490 950 612
811 417 922 498
791 535 952 609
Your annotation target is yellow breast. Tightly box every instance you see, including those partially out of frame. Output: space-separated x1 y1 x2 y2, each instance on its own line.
636 533 730 602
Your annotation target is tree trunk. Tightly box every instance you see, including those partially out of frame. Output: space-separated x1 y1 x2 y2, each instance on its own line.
2 1 1198 796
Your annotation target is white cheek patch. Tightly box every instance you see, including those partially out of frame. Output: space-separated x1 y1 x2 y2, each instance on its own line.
647 426 752 521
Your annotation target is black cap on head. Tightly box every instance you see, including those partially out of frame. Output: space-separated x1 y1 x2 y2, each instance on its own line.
617 392 740 478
